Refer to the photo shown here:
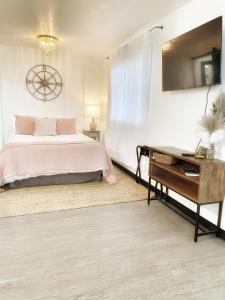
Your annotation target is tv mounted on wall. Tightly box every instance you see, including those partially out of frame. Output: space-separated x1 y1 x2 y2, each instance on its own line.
162 16 222 91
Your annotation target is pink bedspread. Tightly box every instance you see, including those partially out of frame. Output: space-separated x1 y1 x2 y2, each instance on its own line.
0 140 117 186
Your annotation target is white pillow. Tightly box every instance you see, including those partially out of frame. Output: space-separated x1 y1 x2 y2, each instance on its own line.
34 118 57 136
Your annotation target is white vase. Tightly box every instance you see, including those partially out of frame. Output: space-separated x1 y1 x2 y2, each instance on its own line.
206 143 215 160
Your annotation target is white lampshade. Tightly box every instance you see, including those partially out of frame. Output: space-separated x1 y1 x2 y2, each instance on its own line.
85 104 101 118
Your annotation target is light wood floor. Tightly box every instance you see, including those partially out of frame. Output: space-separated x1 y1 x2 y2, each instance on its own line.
0 200 225 300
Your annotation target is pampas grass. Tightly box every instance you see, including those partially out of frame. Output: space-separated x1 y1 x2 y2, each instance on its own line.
210 129 225 144
200 93 225 134
198 93 225 151
212 93 225 117
199 113 225 134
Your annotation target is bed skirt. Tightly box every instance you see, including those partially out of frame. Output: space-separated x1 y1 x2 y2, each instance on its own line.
4 171 102 189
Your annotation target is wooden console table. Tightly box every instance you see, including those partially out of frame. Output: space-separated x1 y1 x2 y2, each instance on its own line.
148 146 225 242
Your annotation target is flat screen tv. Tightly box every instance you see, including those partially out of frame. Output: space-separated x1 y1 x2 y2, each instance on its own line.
162 16 222 91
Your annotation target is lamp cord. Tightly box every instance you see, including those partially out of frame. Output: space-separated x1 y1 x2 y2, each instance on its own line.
195 85 212 153
204 85 212 115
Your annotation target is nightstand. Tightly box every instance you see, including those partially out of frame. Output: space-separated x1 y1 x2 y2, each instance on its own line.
83 130 100 141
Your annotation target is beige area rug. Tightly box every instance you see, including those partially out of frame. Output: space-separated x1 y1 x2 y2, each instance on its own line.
0 168 148 218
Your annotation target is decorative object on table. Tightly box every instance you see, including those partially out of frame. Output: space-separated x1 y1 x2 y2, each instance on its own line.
197 92 225 159
153 152 177 165
83 130 100 141
184 171 200 177
194 146 208 159
85 104 101 131
37 34 57 55
183 163 200 176
182 152 195 157
26 64 63 102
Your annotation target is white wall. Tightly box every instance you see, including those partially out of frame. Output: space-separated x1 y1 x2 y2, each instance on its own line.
150 0 225 229
0 45 108 147
113 0 225 229
83 57 109 139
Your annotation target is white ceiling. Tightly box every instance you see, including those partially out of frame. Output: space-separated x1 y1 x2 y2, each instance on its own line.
0 0 191 57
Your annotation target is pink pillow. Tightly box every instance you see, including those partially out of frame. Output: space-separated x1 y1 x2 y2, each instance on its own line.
34 118 57 136
15 115 35 135
56 118 77 135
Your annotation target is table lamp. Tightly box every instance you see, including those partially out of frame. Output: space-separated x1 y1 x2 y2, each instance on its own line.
86 104 101 131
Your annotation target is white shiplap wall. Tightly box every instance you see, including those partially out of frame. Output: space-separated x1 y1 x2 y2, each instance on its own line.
0 45 108 147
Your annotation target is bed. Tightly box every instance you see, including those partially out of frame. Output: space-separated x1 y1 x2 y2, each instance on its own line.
0 133 116 189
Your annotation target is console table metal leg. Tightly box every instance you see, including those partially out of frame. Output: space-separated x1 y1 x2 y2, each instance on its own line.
216 201 223 237
155 181 159 199
159 183 163 199
165 187 169 202
194 204 200 242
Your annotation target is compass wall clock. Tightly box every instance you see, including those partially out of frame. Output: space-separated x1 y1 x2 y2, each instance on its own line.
26 64 63 102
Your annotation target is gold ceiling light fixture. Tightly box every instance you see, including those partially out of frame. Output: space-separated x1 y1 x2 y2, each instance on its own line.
37 34 58 55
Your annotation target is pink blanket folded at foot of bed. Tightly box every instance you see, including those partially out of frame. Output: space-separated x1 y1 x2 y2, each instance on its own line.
0 140 117 186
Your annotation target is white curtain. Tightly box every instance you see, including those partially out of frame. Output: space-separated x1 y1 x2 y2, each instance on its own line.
106 32 154 172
